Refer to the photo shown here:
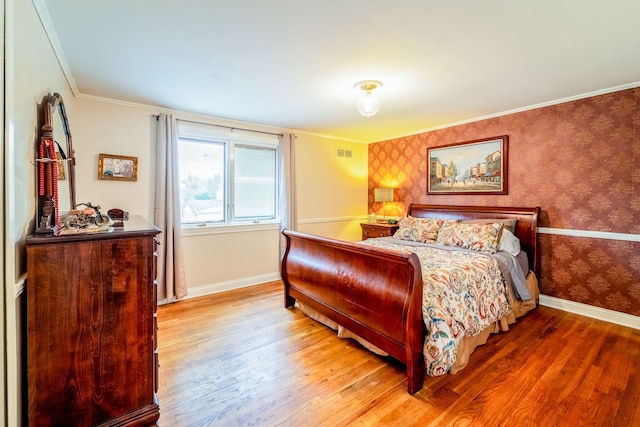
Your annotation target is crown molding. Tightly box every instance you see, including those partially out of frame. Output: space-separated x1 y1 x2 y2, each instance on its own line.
386 82 640 142
32 0 79 96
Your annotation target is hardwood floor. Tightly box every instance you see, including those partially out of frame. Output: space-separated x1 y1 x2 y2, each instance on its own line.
157 281 640 427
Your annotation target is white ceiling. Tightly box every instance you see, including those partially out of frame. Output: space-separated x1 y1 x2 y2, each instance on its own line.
40 0 640 143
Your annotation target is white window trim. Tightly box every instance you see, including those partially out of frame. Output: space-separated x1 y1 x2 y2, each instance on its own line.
181 220 281 237
177 119 281 229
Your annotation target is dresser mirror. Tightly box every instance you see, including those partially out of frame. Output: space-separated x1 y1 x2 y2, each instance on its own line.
36 93 76 233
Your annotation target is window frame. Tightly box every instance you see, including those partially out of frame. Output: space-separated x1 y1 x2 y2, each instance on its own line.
176 120 280 231
230 142 279 223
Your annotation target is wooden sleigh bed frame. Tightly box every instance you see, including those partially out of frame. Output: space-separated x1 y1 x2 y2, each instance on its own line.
280 204 540 394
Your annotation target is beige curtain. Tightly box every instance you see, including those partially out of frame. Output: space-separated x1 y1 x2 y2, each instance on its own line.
154 113 188 301
279 133 297 253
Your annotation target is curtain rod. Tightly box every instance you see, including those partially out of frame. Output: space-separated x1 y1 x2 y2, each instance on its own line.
153 115 284 137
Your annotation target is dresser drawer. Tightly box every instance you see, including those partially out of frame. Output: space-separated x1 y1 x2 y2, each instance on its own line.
360 223 399 240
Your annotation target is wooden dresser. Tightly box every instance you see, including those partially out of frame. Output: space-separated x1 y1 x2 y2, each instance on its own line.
26 216 161 426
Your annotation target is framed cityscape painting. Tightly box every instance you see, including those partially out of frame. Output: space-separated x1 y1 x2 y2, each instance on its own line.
427 135 508 195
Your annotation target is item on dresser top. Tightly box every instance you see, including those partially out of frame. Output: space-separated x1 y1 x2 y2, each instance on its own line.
64 202 112 227
59 202 113 235
108 208 129 220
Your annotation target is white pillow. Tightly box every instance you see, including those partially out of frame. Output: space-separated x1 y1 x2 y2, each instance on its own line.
498 229 521 256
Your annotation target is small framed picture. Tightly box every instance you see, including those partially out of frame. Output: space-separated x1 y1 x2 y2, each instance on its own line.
98 153 138 181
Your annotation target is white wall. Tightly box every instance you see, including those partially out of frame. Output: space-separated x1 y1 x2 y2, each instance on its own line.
11 1 75 283
7 0 75 424
295 134 368 242
0 0 5 422
72 99 371 246
71 98 369 298
72 98 156 219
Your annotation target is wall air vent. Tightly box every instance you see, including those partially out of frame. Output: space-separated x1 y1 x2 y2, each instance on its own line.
336 148 353 158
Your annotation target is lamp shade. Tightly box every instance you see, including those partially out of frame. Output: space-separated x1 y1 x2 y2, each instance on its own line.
374 188 393 202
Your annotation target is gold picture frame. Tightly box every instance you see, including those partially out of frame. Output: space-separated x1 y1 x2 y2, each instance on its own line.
98 153 138 181
427 135 508 195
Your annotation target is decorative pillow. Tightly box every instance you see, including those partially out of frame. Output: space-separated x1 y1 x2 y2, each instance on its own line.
461 218 518 234
393 217 421 241
393 217 452 243
413 218 446 243
436 222 503 253
497 228 521 256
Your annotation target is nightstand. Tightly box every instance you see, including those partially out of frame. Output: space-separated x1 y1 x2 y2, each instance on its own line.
360 222 400 240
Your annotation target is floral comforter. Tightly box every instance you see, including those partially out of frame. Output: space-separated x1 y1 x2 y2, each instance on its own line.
360 239 512 376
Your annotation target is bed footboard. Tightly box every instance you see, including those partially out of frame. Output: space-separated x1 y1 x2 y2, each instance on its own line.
280 229 425 394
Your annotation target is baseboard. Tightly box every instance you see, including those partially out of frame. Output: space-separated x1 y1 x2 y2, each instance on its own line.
158 272 281 305
539 294 640 330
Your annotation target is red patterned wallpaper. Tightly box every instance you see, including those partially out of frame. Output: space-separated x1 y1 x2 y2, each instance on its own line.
368 87 640 316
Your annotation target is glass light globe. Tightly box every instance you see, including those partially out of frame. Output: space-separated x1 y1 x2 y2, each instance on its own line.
357 92 381 116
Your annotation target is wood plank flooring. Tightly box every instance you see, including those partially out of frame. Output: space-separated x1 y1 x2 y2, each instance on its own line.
156 281 640 427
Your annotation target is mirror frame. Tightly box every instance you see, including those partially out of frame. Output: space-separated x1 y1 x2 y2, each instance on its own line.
36 93 76 234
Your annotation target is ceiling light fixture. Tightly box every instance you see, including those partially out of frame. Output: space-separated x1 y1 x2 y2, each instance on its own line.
354 80 383 117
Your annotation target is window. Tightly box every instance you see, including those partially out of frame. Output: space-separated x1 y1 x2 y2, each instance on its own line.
233 145 277 220
177 121 279 226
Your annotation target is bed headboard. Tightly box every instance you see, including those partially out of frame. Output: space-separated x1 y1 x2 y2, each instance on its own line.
407 204 541 277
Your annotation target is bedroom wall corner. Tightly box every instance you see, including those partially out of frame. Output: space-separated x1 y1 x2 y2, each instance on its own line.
295 133 368 242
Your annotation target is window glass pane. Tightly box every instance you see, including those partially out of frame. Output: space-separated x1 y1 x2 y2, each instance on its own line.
178 139 225 223
234 145 276 220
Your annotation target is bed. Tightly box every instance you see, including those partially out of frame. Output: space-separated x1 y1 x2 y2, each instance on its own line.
280 204 540 394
